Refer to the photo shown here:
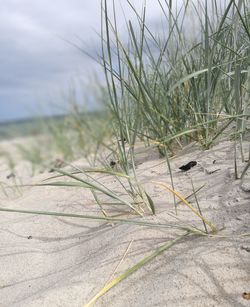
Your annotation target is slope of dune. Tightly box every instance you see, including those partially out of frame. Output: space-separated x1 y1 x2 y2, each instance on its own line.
0 137 249 307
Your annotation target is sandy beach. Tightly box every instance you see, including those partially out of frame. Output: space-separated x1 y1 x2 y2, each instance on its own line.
0 136 249 307
1 0 249 305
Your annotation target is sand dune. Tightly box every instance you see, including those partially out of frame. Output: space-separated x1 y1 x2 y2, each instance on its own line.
0 138 249 307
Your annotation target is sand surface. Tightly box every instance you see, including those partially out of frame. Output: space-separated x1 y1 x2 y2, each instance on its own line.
0 137 249 307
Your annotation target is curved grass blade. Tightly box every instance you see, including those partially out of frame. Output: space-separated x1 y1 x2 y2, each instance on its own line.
43 168 131 182
153 181 217 233
84 231 190 307
0 207 202 232
40 167 142 215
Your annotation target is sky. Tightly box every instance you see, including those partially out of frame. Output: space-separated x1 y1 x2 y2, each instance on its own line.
0 0 168 122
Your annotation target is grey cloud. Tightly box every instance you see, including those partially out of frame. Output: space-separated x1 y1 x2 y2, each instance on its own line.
0 0 165 122
0 0 103 121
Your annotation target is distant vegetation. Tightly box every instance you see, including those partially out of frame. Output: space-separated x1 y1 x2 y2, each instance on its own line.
0 117 42 140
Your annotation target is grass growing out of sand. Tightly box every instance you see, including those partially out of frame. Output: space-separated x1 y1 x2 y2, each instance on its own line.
82 1 249 301
0 0 249 305
101 0 249 150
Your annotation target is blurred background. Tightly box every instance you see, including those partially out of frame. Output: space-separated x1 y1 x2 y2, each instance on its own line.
0 0 165 122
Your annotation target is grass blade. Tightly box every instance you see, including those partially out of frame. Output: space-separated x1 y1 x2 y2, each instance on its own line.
154 181 217 233
84 231 190 307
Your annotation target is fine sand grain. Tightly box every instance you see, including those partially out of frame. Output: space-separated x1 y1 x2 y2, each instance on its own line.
0 138 249 307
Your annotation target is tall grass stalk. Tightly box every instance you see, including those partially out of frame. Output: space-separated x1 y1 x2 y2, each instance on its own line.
100 0 249 152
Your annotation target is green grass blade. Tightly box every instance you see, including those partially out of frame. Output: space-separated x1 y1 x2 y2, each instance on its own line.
84 231 191 307
0 207 200 232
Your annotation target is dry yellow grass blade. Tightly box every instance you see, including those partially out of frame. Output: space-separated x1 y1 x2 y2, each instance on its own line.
84 232 189 307
153 181 217 234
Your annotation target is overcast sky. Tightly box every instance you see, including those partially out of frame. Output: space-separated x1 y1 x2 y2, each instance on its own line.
0 0 169 122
